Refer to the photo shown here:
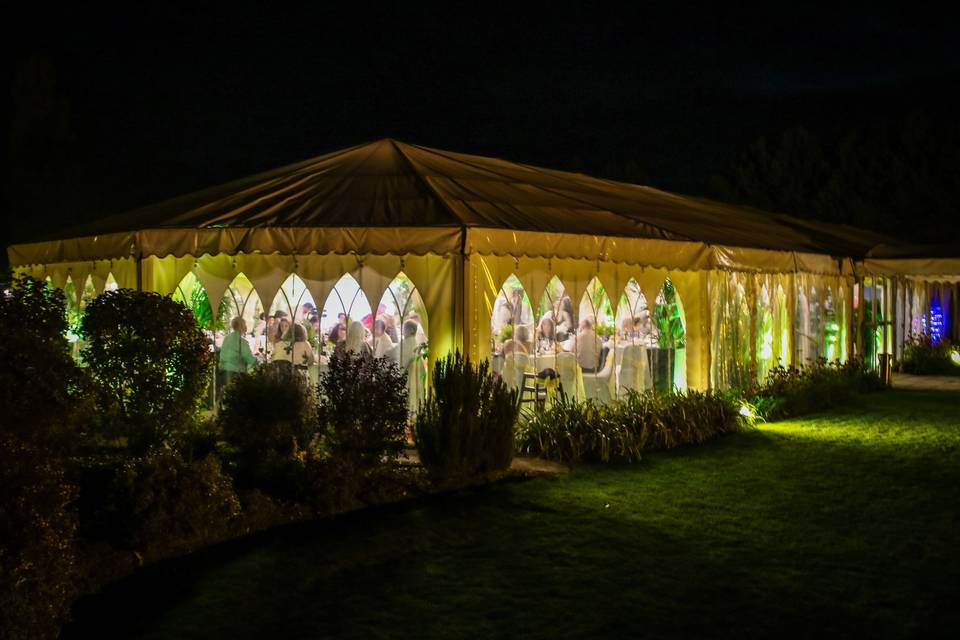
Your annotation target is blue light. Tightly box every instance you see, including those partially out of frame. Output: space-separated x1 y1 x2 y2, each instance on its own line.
930 296 944 344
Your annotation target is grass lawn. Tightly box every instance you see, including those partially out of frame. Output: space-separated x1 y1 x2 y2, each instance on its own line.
65 389 960 639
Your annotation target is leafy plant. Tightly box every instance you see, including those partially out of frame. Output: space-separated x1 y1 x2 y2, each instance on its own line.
414 352 519 480
498 323 514 342
80 289 213 453
655 279 686 349
898 332 960 376
747 357 885 421
0 433 78 640
219 364 321 498
70 449 241 557
0 276 86 640
516 389 745 464
318 351 409 467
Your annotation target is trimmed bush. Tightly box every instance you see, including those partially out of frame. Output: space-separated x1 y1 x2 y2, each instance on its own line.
516 389 745 464
219 365 320 499
81 289 212 453
414 352 519 480
898 333 960 376
748 358 885 421
318 351 409 467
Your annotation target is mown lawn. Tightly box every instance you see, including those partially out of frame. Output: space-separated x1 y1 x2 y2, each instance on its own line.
65 389 960 639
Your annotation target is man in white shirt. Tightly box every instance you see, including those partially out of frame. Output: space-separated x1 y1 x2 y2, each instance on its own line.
576 318 601 372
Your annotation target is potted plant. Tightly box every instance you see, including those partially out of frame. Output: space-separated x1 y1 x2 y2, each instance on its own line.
651 280 686 393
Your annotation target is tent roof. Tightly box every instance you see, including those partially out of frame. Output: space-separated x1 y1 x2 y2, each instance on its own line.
53 138 885 255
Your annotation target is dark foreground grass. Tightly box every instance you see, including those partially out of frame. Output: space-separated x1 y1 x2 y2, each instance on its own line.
65 390 960 639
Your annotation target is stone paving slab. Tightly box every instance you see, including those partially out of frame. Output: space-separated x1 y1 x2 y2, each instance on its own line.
892 372 960 391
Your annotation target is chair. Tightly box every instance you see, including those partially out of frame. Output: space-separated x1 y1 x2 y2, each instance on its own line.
582 348 615 403
555 352 579 399
617 344 650 396
501 352 530 391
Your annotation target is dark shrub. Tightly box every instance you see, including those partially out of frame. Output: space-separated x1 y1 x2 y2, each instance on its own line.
71 449 241 557
219 365 320 499
0 433 78 640
414 352 518 480
81 289 212 453
0 276 91 448
898 332 960 376
0 276 85 640
318 351 409 467
516 390 745 464
748 358 884 421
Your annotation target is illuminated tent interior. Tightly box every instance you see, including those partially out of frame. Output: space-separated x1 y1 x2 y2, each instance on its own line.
8 139 960 400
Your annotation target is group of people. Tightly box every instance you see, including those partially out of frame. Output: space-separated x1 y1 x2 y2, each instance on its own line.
493 287 660 374
217 301 427 387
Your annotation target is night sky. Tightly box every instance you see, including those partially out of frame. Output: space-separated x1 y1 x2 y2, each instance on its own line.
4 3 960 258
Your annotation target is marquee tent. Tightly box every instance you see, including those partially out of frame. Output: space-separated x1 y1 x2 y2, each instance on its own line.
8 139 956 397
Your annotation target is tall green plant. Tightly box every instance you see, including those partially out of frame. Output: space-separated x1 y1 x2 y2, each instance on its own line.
414 352 518 480
655 279 686 349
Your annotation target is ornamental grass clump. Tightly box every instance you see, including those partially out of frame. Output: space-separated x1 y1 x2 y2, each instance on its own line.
516 389 745 464
414 352 519 480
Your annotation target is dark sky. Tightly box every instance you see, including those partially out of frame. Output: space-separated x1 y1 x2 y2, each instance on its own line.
4 2 960 250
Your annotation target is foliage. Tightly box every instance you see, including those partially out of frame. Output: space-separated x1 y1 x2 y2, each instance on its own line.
80 288 213 453
70 391 960 639
0 275 91 448
414 352 519 480
318 351 409 467
747 358 885 421
0 276 85 640
0 433 78 640
516 389 745 464
709 114 960 244
70 449 241 556
655 279 686 349
218 364 321 499
498 323 514 342
898 332 960 376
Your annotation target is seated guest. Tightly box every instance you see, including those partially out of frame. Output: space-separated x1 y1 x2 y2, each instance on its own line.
502 324 530 356
219 317 257 391
371 319 395 358
576 318 601 372
537 315 557 354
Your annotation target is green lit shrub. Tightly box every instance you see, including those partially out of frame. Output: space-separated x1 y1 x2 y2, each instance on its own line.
748 358 884 421
318 351 409 468
80 289 213 453
414 352 519 480
71 449 241 558
516 390 744 464
218 365 320 499
898 332 960 376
